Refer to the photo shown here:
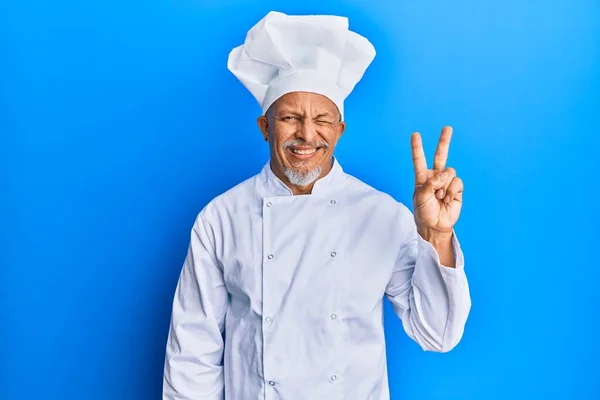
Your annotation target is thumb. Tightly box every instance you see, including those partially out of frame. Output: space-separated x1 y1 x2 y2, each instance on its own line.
421 172 448 194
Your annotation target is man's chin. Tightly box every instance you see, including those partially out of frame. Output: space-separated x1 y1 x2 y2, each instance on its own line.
284 163 323 187
286 156 323 169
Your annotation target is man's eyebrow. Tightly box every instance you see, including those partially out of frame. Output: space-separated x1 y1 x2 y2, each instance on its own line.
314 113 335 119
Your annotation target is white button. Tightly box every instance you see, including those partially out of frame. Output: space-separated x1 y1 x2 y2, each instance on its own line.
265 317 272 323
267 254 274 259
331 313 337 319
266 202 272 207
269 381 275 386
330 251 337 257
330 375 338 381
330 200 336 204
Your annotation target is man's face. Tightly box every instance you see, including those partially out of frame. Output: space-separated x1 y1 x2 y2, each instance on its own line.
258 92 345 190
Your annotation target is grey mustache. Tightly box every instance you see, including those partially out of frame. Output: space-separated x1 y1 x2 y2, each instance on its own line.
283 140 329 148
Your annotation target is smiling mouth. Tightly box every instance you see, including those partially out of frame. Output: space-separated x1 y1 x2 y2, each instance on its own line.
287 146 325 161
290 147 319 155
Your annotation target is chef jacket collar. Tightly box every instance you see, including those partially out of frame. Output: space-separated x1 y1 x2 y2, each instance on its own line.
261 157 345 196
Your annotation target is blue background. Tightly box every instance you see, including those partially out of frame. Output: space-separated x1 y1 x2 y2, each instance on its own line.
2 0 599 399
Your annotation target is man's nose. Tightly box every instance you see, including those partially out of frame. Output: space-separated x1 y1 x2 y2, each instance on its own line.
296 118 318 143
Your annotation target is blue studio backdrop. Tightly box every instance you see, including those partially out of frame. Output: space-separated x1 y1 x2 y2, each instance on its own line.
2 0 599 399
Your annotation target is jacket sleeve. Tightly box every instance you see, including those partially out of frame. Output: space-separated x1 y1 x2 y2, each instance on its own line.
163 213 228 399
385 203 471 353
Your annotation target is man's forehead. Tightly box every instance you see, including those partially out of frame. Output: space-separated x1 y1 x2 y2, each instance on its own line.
276 107 336 117
274 92 339 114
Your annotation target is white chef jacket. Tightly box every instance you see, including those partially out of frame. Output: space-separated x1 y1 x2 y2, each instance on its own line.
163 157 471 400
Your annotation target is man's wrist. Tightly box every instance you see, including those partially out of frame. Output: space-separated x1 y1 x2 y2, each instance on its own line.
417 226 454 244
417 226 456 267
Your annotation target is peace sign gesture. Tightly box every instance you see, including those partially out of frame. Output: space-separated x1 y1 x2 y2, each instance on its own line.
411 126 463 237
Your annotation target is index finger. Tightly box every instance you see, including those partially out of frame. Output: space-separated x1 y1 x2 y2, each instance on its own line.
433 126 453 171
411 132 428 185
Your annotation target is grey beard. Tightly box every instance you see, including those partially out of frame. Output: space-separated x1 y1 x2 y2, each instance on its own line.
284 165 323 187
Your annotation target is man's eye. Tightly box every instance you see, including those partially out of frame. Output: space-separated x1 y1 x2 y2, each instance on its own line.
316 120 333 124
283 116 300 121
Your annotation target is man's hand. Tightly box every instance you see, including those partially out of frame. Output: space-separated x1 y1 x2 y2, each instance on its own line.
411 126 463 265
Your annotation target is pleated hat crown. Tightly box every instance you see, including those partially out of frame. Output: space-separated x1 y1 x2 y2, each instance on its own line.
227 11 376 120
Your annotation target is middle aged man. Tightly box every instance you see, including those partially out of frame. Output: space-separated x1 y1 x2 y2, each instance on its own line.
163 11 471 400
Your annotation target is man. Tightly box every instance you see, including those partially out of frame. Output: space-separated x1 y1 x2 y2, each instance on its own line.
163 11 471 400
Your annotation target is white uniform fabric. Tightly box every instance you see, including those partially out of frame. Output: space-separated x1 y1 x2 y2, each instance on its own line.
227 11 376 119
163 158 471 400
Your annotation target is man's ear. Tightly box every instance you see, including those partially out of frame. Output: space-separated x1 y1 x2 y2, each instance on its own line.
336 121 346 141
257 115 269 142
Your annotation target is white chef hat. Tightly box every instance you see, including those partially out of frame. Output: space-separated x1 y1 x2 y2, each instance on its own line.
227 11 376 120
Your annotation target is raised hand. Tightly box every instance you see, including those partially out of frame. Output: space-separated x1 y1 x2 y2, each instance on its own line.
411 126 463 238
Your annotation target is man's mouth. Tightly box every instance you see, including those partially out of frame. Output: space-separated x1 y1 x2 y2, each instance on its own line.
290 147 318 155
287 146 323 160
